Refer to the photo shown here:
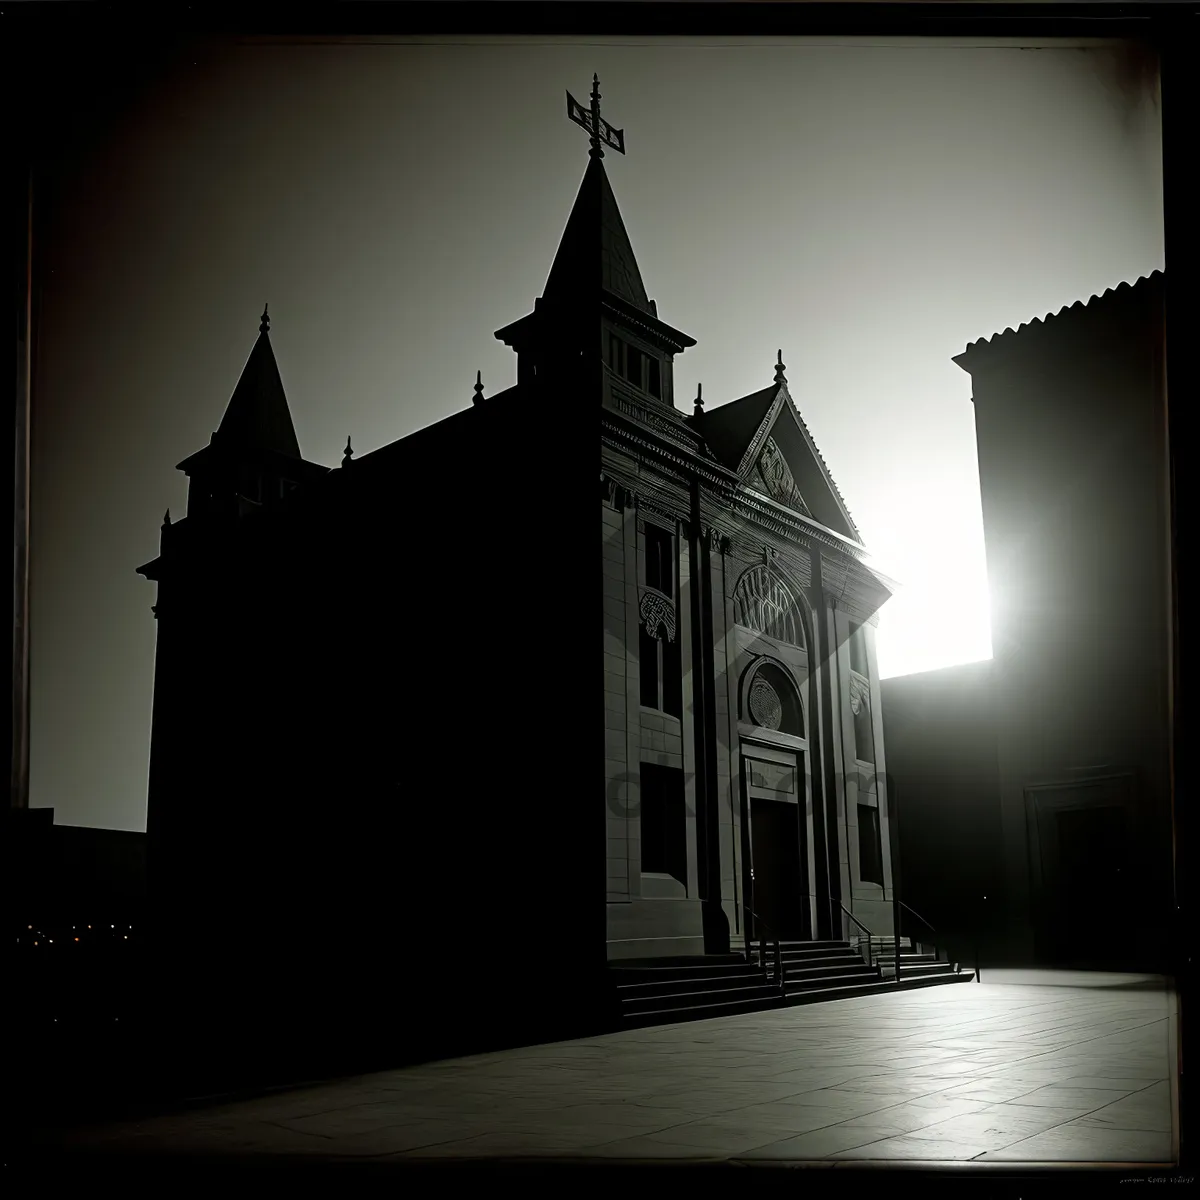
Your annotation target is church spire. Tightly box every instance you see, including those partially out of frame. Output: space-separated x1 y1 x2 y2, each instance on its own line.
214 305 302 460
494 80 695 400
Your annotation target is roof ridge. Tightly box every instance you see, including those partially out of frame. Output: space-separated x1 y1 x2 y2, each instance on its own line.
960 270 1163 356
779 387 859 536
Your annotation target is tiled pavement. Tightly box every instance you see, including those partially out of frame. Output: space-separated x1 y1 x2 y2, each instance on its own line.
36 971 1178 1167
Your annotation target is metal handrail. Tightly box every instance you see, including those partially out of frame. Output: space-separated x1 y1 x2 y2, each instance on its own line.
894 899 981 983
743 905 786 999
897 900 939 961
837 903 875 970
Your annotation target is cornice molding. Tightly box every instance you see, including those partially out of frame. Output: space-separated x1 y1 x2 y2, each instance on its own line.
601 293 694 354
609 391 706 454
601 418 872 567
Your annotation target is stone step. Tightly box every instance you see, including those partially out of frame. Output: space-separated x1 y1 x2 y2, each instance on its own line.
610 963 768 987
748 940 854 951
875 961 960 978
622 982 784 1016
614 970 774 998
620 970 976 1028
783 961 882 981
786 969 882 993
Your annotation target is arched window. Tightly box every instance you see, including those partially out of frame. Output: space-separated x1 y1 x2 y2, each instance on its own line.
745 661 804 738
732 565 806 648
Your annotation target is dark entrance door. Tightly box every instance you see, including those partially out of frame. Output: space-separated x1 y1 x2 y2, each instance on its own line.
1028 778 1138 967
1050 805 1134 964
749 797 805 940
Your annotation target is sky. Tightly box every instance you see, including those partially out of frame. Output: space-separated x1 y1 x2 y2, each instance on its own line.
29 36 1163 831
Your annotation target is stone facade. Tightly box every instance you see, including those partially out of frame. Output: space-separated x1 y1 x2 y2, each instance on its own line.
599 333 896 960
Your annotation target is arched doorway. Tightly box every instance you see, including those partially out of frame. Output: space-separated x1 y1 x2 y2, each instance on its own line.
731 565 820 943
739 656 816 942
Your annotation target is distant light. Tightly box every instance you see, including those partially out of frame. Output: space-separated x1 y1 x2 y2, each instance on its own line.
74 937 79 942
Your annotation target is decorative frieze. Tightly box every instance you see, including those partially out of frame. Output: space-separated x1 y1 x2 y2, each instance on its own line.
639 587 677 643
752 436 813 518
612 394 703 454
849 671 871 715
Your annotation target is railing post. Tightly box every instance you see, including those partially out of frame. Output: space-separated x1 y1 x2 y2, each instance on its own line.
977 894 985 982
893 896 901 983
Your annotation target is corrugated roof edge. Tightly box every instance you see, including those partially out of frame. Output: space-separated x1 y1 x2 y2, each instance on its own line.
954 270 1164 364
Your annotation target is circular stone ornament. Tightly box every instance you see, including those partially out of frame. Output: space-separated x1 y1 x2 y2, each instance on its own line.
749 673 782 730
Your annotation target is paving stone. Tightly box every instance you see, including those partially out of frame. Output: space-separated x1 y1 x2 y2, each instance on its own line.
39 970 1176 1166
976 1123 1173 1163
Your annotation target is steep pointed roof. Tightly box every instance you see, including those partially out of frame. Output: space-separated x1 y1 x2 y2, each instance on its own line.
215 309 302 459
542 155 653 315
693 383 778 472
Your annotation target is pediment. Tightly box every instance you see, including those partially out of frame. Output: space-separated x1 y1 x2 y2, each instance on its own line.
747 434 813 519
739 385 860 543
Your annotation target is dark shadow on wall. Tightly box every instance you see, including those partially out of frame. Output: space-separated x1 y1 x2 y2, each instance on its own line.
881 659 1007 967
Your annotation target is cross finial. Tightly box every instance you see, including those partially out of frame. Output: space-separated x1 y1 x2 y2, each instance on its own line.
473 369 484 406
566 75 626 158
590 75 603 159
693 382 704 419
260 304 270 335
342 436 354 467
774 348 787 385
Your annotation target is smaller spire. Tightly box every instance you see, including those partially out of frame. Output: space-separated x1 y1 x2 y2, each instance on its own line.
342 436 354 467
693 382 704 419
473 370 485 406
162 509 172 527
774 349 787 386
260 304 270 335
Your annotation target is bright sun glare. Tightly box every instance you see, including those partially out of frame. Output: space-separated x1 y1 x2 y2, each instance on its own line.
870 552 994 682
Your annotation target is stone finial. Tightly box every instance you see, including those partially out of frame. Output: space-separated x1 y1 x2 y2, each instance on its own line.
774 348 786 385
473 370 484 406
260 304 270 335
342 436 354 467
693 382 704 419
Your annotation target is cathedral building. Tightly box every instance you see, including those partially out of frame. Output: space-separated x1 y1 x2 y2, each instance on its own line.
138 82 914 1048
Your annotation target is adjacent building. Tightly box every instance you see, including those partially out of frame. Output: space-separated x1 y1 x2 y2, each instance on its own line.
883 272 1174 971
